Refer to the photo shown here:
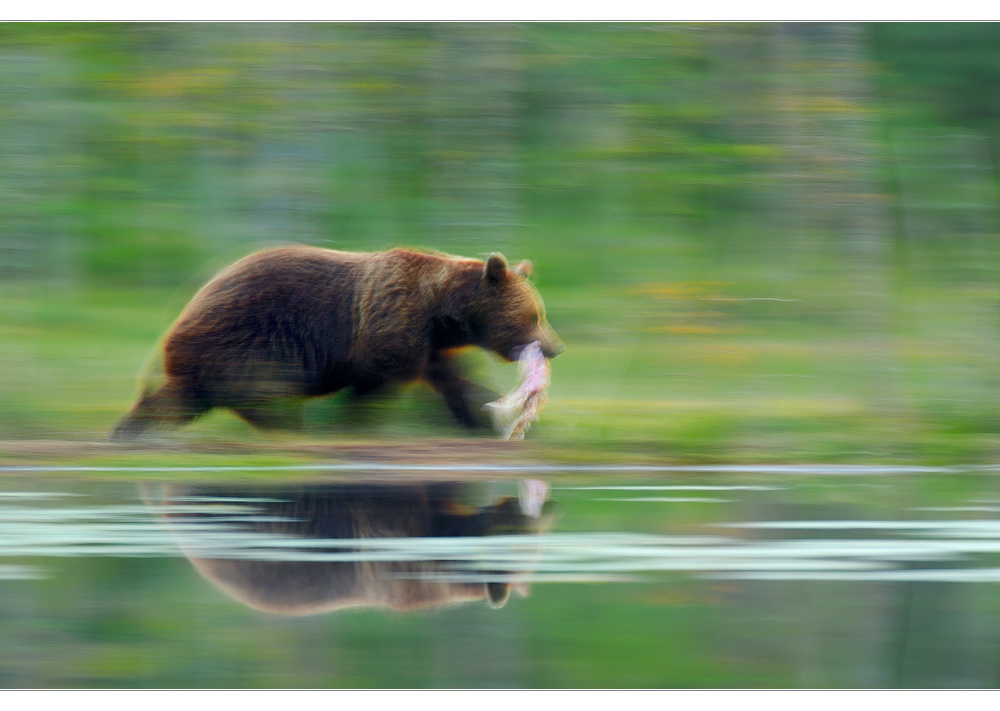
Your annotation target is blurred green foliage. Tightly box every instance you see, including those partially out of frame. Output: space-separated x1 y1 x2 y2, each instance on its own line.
1 23 998 463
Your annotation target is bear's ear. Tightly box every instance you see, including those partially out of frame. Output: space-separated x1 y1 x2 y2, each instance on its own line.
515 260 533 277
484 253 509 283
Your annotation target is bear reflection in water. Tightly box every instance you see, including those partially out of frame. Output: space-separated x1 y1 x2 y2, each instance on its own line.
153 480 555 615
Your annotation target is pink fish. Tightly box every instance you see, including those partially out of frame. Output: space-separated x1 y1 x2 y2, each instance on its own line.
484 341 551 440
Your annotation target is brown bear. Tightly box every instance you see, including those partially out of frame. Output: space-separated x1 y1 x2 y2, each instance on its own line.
149 480 556 614
111 246 563 439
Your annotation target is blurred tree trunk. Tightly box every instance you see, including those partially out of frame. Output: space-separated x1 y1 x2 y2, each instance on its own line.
769 23 905 447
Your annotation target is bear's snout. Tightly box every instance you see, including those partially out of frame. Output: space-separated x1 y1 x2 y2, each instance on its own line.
535 323 565 359
545 341 566 358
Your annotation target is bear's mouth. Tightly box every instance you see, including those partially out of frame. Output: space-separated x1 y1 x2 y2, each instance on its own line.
510 340 564 361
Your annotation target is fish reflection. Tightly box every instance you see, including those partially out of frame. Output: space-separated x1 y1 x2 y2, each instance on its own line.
149 480 555 615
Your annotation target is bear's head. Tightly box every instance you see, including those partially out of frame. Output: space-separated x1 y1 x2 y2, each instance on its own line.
473 253 564 362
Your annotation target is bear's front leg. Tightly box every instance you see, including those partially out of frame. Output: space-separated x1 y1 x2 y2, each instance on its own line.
424 351 500 429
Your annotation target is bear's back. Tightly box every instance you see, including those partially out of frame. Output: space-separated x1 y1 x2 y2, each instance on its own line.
163 246 371 393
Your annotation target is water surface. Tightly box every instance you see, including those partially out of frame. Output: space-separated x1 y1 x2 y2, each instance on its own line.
1 464 999 688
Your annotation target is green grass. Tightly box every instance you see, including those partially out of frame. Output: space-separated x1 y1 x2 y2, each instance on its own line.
2 240 998 467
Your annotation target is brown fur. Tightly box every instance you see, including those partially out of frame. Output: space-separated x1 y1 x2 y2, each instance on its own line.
111 246 563 439
154 481 555 614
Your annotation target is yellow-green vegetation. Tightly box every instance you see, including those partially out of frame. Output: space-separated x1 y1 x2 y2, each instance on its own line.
1 24 999 467
2 242 997 466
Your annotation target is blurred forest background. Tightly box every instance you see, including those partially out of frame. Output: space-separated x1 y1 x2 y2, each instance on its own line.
1 22 998 463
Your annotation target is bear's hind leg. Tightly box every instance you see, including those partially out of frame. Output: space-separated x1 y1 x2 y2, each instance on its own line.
110 380 207 441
